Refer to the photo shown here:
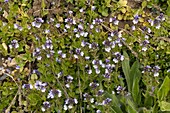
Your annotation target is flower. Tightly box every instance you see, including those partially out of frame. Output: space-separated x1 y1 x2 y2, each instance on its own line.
157 13 165 21
65 24 71 29
47 89 62 98
133 15 140 24
131 25 136 30
41 101 50 112
66 75 73 82
55 23 60 28
97 90 104 96
14 23 23 31
15 65 20 70
9 40 19 49
89 82 99 89
22 84 33 89
64 98 78 110
96 110 102 113
34 81 47 92
152 65 160 77
81 40 87 47
113 52 124 63
79 8 84 13
142 65 151 73
4 0 8 3
102 98 112 105
92 6 96 10
32 18 44 28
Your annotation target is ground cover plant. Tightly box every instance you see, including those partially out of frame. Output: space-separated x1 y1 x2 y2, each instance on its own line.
0 0 170 113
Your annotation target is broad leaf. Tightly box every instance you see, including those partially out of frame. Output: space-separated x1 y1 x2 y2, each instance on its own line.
159 101 170 111
157 76 170 100
130 61 141 104
122 51 130 92
126 98 138 113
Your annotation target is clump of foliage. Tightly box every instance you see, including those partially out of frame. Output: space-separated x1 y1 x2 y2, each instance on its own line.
0 0 170 113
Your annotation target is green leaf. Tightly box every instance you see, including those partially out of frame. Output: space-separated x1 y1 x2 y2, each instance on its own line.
157 76 170 100
41 0 46 9
166 6 170 16
159 101 170 111
144 93 154 107
130 61 141 104
142 1 147 9
122 51 130 92
27 93 41 106
101 9 109 17
31 74 38 80
126 98 138 113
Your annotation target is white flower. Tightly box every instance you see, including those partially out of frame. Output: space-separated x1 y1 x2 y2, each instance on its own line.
92 6 96 10
76 34 80 38
133 19 138 24
142 47 147 51
78 24 83 30
114 20 119 25
96 68 100 74
64 105 68 110
105 47 111 52
96 110 101 113
84 32 88 37
120 55 124 61
55 23 60 28
85 56 90 60
73 19 76 24
112 91 115 94
88 70 92 74
118 32 122 38
101 64 105 68
74 98 78 104
65 84 70 88
154 72 159 77
41 107 46 112
81 41 86 47
93 65 98 69
156 24 160 29
90 98 94 103
68 105 73 109
62 54 66 58
131 25 136 30
79 32 84 37
90 24 94 29
74 54 78 59
80 52 84 56
109 18 113 22
79 8 83 12
145 35 149 39
148 28 151 33
113 58 118 63
65 24 70 29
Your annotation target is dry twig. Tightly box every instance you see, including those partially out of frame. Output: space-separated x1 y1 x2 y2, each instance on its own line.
5 89 19 113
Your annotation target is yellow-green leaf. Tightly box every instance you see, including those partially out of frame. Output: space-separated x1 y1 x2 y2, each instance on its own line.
118 0 127 7
159 101 170 111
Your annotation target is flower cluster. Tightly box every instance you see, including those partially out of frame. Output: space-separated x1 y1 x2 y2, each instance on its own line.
32 17 44 28
34 80 47 92
64 98 78 110
142 65 160 77
148 13 165 29
47 89 62 98
41 101 51 112
9 40 19 49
